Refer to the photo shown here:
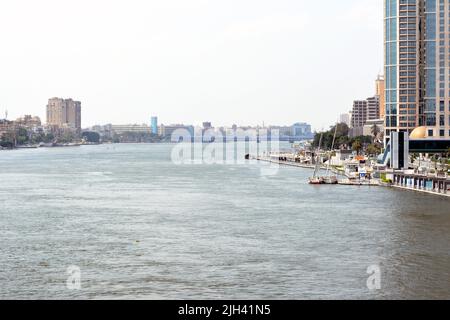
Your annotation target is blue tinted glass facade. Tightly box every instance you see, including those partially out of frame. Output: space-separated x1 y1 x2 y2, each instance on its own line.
385 0 398 126
151 117 158 135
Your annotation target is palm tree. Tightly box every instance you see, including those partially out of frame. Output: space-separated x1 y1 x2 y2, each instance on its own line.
371 124 380 142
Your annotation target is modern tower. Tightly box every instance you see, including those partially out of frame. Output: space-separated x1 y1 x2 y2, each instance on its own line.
384 0 450 140
151 116 158 135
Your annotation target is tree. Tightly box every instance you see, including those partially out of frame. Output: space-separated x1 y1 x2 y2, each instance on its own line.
312 123 350 149
16 128 29 145
57 131 76 144
43 133 55 143
82 131 100 143
366 144 381 156
352 139 362 155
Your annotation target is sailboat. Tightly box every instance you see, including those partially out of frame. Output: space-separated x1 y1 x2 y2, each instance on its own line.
321 124 339 185
309 133 324 184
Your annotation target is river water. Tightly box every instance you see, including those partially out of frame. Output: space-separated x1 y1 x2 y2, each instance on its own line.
0 143 449 299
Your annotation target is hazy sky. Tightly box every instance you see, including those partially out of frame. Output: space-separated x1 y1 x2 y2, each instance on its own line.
0 0 382 130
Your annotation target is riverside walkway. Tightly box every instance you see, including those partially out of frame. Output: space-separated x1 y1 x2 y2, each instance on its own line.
392 172 450 198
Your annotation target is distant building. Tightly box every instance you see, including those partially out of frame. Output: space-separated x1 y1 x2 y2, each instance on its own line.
91 124 113 139
363 118 385 137
291 123 312 137
203 122 212 130
14 115 43 134
367 96 380 122
269 123 313 140
340 113 351 127
351 96 380 128
111 124 151 135
15 115 41 127
46 98 81 131
151 117 158 135
0 119 15 139
351 100 368 128
159 124 194 138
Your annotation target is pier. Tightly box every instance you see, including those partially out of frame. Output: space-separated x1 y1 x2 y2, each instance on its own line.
392 172 450 197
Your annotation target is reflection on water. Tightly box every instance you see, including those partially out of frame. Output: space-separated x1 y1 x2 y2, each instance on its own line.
0 144 449 299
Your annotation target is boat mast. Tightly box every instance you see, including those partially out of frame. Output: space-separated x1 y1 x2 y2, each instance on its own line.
326 123 338 177
313 133 323 178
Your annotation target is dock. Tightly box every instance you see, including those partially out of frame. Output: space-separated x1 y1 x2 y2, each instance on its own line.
254 156 380 186
253 156 323 170
391 172 450 198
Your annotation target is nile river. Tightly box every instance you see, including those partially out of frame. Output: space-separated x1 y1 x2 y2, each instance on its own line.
0 144 449 299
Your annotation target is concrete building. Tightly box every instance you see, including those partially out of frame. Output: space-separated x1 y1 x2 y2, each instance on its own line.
367 96 380 121
111 124 151 135
0 119 15 139
159 124 195 138
384 0 450 139
66 99 81 130
351 97 380 128
91 124 113 139
46 98 81 131
363 118 385 137
15 115 41 127
351 100 368 128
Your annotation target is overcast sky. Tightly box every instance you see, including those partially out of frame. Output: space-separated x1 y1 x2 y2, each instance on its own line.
0 0 382 130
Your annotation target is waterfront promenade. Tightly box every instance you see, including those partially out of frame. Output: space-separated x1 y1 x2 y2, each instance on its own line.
391 172 450 198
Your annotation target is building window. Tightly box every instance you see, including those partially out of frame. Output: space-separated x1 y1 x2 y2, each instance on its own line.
428 129 434 137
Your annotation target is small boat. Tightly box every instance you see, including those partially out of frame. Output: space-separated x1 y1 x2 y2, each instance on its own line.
322 176 338 184
309 176 324 184
16 144 39 149
321 124 339 184
309 133 323 185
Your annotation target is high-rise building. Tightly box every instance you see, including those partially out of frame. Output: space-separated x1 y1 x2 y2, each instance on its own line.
351 100 368 128
385 0 450 139
66 99 81 130
367 96 381 121
46 98 81 130
375 75 385 119
351 96 380 136
151 116 158 135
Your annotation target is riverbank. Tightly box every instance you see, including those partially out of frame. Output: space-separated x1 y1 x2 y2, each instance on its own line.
254 155 450 197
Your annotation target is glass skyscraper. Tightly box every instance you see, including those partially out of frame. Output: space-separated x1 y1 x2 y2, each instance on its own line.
385 0 450 139
151 116 158 135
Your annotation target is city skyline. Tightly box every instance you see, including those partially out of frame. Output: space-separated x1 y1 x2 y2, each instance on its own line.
0 0 382 131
